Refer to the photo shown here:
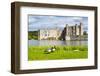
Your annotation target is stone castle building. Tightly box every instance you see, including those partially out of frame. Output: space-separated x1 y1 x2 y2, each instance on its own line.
38 22 84 40
38 28 62 40
61 22 83 40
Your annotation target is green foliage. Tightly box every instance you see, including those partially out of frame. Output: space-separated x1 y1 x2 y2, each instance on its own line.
28 31 38 40
28 45 88 60
83 31 88 35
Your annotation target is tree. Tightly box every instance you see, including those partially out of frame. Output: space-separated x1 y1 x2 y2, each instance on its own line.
83 31 88 35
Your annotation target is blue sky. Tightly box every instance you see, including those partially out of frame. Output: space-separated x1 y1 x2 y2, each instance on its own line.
28 15 88 32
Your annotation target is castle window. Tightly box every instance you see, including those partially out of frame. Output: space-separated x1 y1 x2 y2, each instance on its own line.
45 34 47 36
44 30 48 36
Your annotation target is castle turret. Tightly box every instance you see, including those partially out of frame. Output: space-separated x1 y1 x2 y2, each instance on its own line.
65 24 71 40
66 24 69 36
79 22 83 36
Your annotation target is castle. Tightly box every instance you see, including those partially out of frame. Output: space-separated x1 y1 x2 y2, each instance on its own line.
38 22 85 40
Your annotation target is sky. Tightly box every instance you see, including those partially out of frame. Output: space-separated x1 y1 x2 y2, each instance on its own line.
28 15 88 32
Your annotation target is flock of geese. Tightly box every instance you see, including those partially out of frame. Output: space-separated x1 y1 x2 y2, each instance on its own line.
44 46 56 54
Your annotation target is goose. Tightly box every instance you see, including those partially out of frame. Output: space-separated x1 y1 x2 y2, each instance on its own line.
48 48 52 52
44 48 52 54
51 47 56 52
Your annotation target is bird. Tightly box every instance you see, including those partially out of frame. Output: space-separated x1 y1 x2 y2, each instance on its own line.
44 48 52 54
44 46 56 54
51 46 56 52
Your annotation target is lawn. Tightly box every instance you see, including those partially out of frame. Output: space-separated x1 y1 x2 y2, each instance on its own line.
28 45 88 61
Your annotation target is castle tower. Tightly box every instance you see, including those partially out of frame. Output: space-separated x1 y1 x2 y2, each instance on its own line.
75 24 77 35
66 24 69 36
79 22 83 36
65 24 71 40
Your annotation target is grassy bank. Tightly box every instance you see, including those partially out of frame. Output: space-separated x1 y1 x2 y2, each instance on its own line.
28 45 88 61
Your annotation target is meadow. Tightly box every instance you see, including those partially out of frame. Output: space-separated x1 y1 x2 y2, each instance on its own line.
28 45 88 60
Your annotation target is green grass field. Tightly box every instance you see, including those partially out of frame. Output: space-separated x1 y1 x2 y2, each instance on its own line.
28 45 88 61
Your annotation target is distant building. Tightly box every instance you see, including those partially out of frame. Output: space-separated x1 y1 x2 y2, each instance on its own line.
38 28 62 40
38 22 85 40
